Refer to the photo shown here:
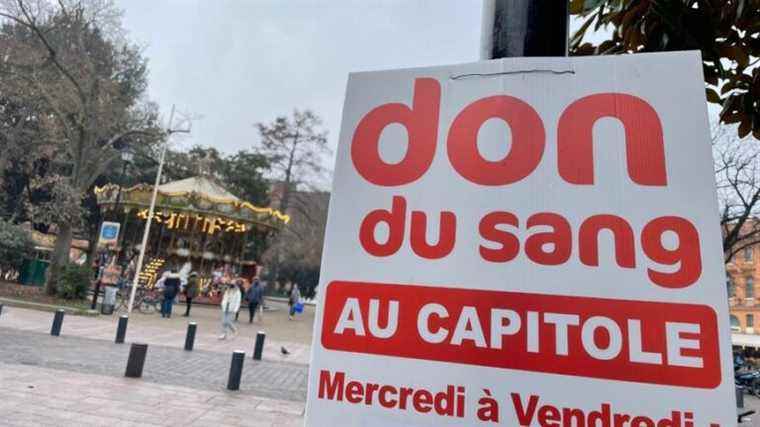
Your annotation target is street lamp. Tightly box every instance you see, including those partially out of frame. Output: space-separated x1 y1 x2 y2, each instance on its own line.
127 105 189 314
114 149 134 262
113 149 134 218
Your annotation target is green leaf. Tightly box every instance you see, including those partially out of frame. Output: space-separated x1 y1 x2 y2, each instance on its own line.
706 88 721 104
570 0 585 14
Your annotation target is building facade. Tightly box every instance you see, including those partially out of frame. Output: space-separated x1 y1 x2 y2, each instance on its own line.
728 245 760 333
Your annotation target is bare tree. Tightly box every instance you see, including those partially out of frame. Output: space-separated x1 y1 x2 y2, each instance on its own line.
253 109 330 281
0 0 162 293
714 123 760 263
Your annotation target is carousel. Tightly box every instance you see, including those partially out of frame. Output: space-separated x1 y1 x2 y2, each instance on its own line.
94 174 289 303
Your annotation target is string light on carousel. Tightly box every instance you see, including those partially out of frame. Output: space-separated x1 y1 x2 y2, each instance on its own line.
94 163 289 304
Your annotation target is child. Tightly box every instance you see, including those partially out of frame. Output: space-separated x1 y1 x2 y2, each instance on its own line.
219 283 241 339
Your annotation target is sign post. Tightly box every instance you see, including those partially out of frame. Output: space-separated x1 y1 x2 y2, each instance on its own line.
480 0 568 59
306 52 734 425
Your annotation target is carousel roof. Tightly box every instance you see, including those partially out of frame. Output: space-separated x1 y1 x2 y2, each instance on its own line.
157 176 241 203
95 175 290 229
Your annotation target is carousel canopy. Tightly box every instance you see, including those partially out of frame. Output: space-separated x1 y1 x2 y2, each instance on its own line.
95 175 290 231
157 176 241 203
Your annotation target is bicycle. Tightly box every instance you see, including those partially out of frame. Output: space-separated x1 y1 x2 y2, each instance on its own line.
115 286 161 314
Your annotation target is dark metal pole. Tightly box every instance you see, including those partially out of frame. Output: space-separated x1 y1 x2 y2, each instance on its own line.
184 322 197 351
253 331 265 360
125 343 148 378
0 303 3 317
227 351 245 391
91 280 101 310
50 309 64 336
115 315 128 343
481 0 568 59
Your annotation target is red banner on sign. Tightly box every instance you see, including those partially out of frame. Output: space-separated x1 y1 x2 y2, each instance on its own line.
321 281 721 389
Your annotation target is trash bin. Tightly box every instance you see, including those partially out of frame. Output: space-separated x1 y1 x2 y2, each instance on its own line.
19 258 48 286
101 285 117 315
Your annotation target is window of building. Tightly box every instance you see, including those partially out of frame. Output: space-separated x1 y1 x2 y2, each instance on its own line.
731 315 741 329
746 247 754 261
728 275 735 297
748 314 755 328
748 277 756 298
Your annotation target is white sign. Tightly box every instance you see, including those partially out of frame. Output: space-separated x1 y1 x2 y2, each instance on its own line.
307 51 734 426
98 221 121 247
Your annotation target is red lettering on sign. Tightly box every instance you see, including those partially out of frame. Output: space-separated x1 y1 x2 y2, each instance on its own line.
525 213 572 266
579 214 636 269
447 95 545 185
478 212 520 263
350 79 668 189
641 216 702 289
410 210 457 259
557 93 667 186
359 196 406 257
351 78 440 186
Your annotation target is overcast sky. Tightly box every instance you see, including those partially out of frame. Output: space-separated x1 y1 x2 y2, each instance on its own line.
117 1 489 156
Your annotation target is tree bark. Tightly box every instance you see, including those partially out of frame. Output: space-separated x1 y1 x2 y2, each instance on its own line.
47 222 73 295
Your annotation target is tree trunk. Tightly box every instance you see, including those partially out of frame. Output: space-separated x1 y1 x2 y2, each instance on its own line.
46 223 73 295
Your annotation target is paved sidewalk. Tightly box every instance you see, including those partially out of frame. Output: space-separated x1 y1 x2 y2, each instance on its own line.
0 327 308 402
0 362 303 426
0 302 313 365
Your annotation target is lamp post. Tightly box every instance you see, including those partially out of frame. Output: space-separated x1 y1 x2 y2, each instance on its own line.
127 105 189 314
113 150 134 216
114 149 133 262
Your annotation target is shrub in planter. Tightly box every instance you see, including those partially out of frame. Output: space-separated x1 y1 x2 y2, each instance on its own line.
58 264 91 300
0 220 33 272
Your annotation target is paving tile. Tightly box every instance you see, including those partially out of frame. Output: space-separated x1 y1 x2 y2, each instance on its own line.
0 359 305 427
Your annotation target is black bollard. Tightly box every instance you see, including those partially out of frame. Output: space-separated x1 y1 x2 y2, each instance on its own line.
0 303 3 317
184 322 197 351
227 351 245 391
253 331 266 361
50 309 64 336
115 315 128 344
125 343 148 378
737 385 745 408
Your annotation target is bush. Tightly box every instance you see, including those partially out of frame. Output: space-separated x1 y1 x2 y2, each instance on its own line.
58 264 91 300
0 220 33 272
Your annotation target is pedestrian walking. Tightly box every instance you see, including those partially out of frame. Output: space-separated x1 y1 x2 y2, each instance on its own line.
245 277 263 323
160 266 181 318
219 283 241 340
288 283 301 321
234 279 245 322
183 271 199 317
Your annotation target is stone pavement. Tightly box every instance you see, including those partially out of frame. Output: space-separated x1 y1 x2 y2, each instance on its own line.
0 361 303 426
0 304 310 426
1 301 313 365
0 326 308 402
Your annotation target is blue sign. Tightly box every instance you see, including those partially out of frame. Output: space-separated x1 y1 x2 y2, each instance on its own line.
99 222 121 245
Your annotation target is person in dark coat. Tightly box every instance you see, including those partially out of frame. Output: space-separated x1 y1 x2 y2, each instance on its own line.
183 271 199 317
160 266 181 318
245 277 264 323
